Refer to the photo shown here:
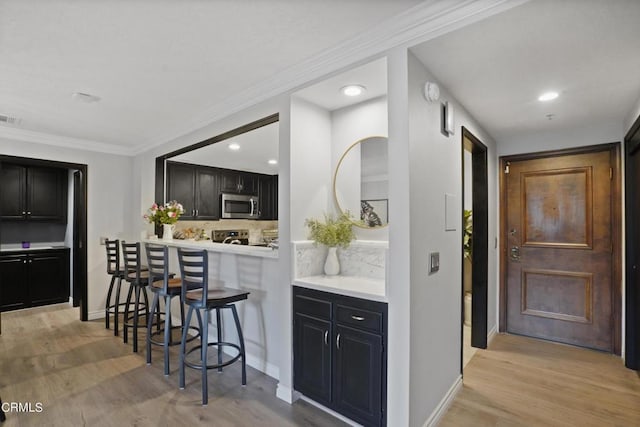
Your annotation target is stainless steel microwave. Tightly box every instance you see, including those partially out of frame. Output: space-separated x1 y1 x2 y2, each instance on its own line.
221 193 259 219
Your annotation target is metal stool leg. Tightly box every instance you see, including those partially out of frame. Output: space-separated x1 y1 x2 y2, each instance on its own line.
201 308 209 405
230 304 246 385
105 274 116 329
179 305 194 390
113 276 123 336
216 307 223 373
163 294 172 376
123 284 134 344
133 285 141 353
147 292 160 365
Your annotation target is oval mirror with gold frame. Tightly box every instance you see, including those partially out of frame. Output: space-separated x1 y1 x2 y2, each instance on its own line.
333 136 388 229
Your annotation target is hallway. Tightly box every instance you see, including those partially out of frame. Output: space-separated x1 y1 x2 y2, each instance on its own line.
441 334 640 426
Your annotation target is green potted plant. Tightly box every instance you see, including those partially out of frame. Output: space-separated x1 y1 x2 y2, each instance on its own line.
305 211 356 275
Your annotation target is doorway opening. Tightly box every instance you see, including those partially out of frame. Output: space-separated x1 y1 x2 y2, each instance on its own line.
461 127 489 372
0 155 88 321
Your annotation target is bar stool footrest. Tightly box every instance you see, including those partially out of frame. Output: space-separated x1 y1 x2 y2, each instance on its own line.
183 342 242 371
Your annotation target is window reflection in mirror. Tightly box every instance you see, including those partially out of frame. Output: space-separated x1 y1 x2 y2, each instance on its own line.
333 136 388 228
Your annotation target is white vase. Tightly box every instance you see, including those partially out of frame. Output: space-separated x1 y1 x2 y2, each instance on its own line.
162 224 173 240
324 246 340 276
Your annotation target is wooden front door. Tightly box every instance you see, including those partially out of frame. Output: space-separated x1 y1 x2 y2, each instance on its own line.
504 148 617 352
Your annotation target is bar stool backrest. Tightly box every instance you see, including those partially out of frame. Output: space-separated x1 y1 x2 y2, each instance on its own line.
105 239 120 275
177 248 209 304
121 241 143 282
145 243 170 293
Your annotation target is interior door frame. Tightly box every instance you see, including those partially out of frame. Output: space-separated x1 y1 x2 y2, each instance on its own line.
624 115 640 369
0 155 88 321
461 127 489 355
498 142 622 355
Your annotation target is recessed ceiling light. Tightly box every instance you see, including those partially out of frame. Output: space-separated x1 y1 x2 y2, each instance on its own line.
538 91 559 102
228 143 240 151
72 92 101 103
268 159 278 165
341 85 366 97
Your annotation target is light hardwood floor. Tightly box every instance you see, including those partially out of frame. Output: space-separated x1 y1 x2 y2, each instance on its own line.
441 333 640 427
0 304 345 427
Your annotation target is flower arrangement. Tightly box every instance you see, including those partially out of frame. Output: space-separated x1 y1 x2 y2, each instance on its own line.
144 201 184 225
305 211 356 248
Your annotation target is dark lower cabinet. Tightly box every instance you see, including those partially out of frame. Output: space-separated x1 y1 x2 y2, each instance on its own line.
293 286 387 426
0 249 70 312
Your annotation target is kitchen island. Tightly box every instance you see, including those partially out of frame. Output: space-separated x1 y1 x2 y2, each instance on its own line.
143 238 281 378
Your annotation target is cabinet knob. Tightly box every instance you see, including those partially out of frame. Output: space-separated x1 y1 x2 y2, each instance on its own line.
22 211 26 215
23 260 27 264
29 260 32 263
27 211 31 215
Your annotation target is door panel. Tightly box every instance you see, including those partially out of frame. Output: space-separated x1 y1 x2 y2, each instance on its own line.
293 313 332 404
506 150 613 351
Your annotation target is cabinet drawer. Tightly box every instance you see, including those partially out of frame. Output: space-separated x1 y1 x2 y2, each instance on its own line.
336 304 382 334
294 294 331 320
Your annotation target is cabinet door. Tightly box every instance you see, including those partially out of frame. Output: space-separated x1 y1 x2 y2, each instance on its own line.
258 175 278 220
28 167 67 222
29 250 69 307
195 168 219 219
334 325 383 427
239 172 259 195
0 255 29 311
293 313 332 405
0 164 27 220
220 170 241 193
167 163 196 220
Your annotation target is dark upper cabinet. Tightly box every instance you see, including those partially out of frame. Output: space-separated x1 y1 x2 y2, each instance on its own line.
293 286 387 427
220 169 258 195
0 164 68 222
0 249 70 312
258 175 278 220
166 162 219 220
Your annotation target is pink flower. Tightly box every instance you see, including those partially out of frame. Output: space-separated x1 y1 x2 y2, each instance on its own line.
168 211 175 218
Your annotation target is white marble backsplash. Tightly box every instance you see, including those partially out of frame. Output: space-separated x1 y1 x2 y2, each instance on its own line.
293 240 387 280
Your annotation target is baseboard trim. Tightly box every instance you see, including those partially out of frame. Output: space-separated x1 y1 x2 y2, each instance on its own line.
487 325 497 346
423 375 463 427
298 395 359 426
87 310 104 321
275 383 299 404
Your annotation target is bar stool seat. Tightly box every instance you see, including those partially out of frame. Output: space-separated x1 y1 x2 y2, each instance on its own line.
177 248 249 405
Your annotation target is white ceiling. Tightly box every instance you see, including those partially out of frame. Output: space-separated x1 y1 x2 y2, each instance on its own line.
410 0 640 143
171 121 279 175
0 0 421 152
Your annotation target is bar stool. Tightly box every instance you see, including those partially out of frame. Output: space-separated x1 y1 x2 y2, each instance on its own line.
121 241 153 353
104 239 126 336
176 248 249 405
144 243 199 376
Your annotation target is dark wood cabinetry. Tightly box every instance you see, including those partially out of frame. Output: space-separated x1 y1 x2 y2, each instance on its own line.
0 249 70 312
166 162 220 220
167 161 277 220
293 286 387 427
220 169 259 195
0 164 68 222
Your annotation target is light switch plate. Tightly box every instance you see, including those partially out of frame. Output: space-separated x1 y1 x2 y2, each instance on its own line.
99 236 108 245
429 252 440 274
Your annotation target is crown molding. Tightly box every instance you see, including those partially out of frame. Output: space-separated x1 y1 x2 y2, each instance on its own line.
0 126 135 156
136 0 528 155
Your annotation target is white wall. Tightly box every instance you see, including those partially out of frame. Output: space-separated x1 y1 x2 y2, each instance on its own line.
497 120 624 157
625 94 640 135
406 51 498 426
331 96 389 241
0 137 134 316
290 97 332 240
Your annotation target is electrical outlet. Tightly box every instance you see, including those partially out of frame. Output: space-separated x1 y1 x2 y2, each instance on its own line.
99 236 108 245
429 252 440 274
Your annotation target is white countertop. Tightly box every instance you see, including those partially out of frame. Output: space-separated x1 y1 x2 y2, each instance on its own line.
142 238 278 259
0 243 68 252
294 275 387 302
